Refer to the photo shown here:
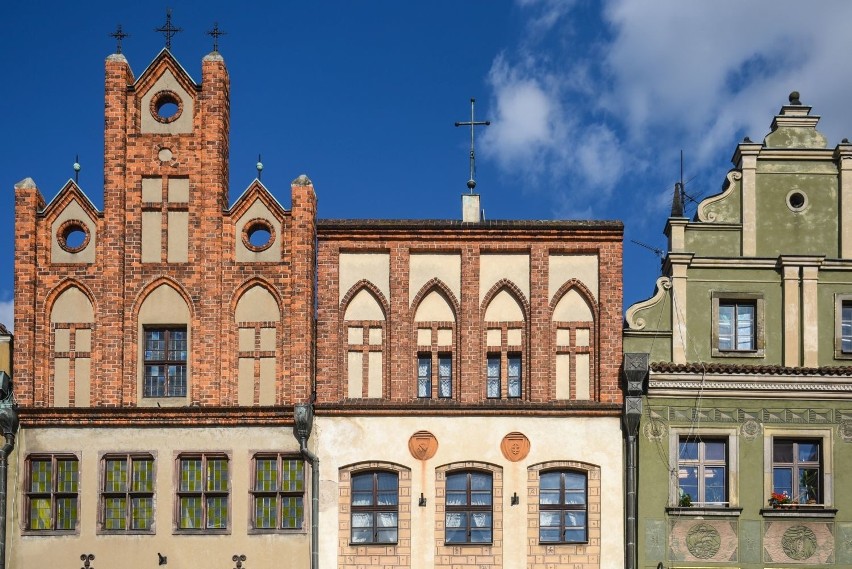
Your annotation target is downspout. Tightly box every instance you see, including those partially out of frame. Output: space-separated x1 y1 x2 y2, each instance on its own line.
622 354 649 569
0 370 19 569
294 404 318 569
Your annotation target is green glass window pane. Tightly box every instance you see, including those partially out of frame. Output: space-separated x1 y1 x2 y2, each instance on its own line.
206 496 228 529
132 458 154 493
255 496 277 529
282 496 303 529
255 458 277 492
131 497 153 530
282 460 303 492
180 459 202 492
57 459 78 493
105 458 127 492
56 497 77 530
206 459 228 492
179 497 202 529
104 497 126 530
29 498 52 530
30 460 51 493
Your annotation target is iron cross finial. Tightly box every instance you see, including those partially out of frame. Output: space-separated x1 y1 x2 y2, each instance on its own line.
155 9 183 50
109 24 129 54
207 22 227 52
454 98 490 192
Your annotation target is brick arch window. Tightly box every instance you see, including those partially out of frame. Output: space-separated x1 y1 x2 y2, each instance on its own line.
338 462 411 569
342 284 388 399
435 462 502 562
551 284 597 401
527 461 600 561
482 283 528 399
412 282 458 399
136 281 192 405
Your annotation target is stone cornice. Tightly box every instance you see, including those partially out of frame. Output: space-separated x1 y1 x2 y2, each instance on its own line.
18 406 294 428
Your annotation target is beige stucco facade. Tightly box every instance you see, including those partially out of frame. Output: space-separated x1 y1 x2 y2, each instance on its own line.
6 426 309 569
314 415 624 569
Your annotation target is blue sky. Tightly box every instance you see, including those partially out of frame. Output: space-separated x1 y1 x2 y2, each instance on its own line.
5 0 852 331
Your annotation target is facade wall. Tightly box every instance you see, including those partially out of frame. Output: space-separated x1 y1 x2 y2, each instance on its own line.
626 96 852 569
9 48 315 568
316 222 624 569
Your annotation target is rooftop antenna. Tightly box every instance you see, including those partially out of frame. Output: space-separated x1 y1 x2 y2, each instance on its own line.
454 98 490 192
206 22 226 52
73 155 81 184
109 24 129 54
155 9 182 50
256 154 263 181
631 239 665 259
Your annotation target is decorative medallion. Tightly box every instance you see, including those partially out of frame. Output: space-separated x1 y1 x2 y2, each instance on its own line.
781 525 818 561
500 432 530 462
740 419 761 440
839 420 852 442
408 430 438 461
685 523 721 559
643 418 666 441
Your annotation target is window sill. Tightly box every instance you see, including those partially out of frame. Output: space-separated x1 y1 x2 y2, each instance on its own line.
249 527 307 535
665 506 742 517
712 349 764 358
173 528 231 535
760 506 837 519
21 529 79 536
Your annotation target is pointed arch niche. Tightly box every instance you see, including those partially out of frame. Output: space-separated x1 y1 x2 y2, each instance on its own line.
235 284 281 405
50 285 94 407
137 283 191 406
552 285 596 400
343 286 386 399
413 283 458 399
482 284 528 400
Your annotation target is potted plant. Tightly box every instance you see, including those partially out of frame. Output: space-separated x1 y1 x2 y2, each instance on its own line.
768 491 792 508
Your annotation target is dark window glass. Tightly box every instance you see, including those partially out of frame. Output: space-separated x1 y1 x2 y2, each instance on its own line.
445 471 492 544
144 327 187 397
417 355 431 398
677 438 727 506
772 439 822 504
539 470 587 543
351 471 399 544
718 302 755 351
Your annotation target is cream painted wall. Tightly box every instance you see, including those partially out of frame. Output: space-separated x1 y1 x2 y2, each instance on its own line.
409 254 461 305
6 426 310 569
549 255 598 301
339 253 390 302
314 415 624 569
483 289 524 321
234 200 283 263
50 200 96 264
140 69 194 134
344 289 384 321
480 254 529 303
413 290 455 322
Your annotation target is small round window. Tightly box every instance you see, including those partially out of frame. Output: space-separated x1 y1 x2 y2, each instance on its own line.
241 218 275 252
57 220 91 253
787 190 808 212
150 90 183 124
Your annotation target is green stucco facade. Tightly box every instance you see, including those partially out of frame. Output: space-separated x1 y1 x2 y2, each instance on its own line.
624 93 852 569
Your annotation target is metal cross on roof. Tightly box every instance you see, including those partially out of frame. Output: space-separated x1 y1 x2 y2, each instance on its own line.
109 24 129 54
454 98 490 192
155 9 183 50
206 22 227 52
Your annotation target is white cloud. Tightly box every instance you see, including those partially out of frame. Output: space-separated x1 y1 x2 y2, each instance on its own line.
485 0 852 218
0 299 12 332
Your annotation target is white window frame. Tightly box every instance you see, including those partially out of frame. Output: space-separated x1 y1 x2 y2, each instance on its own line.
668 427 738 508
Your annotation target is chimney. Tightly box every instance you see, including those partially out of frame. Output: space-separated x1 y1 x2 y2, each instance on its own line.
462 193 481 223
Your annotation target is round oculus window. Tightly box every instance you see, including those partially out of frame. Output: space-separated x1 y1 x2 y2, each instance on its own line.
57 220 91 253
786 190 808 212
241 218 276 252
150 90 183 124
